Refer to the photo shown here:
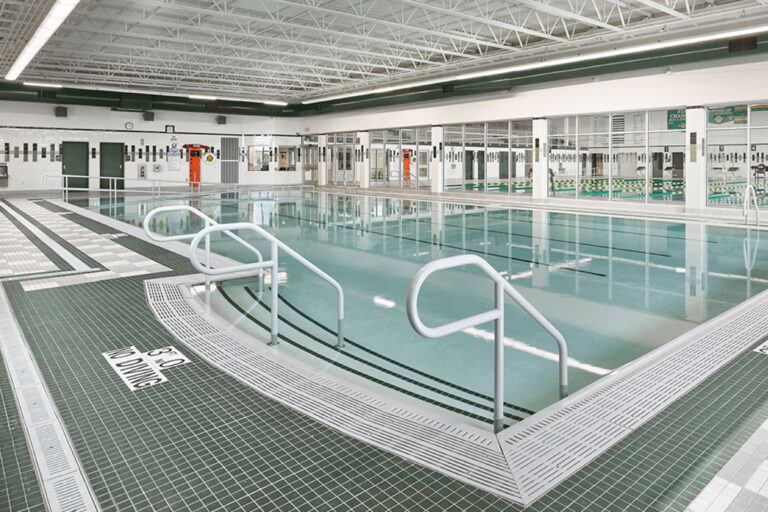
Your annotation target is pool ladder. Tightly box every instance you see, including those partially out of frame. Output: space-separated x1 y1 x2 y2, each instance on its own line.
406 254 568 433
144 205 344 347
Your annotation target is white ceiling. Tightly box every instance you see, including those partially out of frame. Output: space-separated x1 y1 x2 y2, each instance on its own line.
2 0 768 103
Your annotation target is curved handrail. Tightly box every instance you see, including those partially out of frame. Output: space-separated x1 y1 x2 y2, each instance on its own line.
406 254 568 433
143 205 264 266
189 222 345 347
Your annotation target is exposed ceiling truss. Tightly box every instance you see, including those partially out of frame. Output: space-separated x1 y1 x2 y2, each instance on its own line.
1 0 767 104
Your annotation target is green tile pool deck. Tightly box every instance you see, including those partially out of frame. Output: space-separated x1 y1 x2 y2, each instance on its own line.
1 198 768 510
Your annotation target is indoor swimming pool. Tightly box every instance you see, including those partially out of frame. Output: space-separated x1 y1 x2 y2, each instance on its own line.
75 191 768 426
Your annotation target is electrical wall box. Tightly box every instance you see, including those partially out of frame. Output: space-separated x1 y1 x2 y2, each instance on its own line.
54 106 68 117
216 115 227 125
143 111 155 121
152 163 162 173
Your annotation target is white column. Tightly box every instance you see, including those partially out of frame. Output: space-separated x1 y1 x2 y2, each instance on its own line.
317 134 328 186
532 118 549 200
358 131 370 188
685 107 707 211
431 126 444 192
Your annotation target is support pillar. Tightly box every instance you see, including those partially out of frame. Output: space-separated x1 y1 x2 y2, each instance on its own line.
358 131 370 188
532 118 549 200
318 135 328 186
431 126 444 192
685 107 707 211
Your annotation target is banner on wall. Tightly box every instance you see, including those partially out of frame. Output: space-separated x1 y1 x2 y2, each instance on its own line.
168 135 181 172
667 109 686 130
708 105 747 125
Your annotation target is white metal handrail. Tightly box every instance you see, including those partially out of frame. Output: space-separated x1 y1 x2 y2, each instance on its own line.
41 173 314 202
144 206 344 347
144 205 264 304
406 254 568 433
743 184 760 226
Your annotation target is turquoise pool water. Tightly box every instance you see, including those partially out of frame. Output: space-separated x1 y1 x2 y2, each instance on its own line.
78 191 768 423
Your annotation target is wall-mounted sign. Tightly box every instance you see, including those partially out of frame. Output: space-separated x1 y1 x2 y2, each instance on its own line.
103 346 190 391
168 135 181 172
203 152 216 164
708 105 747 125
667 109 686 130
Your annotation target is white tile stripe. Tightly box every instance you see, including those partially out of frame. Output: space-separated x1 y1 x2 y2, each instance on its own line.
0 202 90 272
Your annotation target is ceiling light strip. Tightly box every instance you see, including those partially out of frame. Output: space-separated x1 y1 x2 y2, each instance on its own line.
301 24 768 105
5 0 82 81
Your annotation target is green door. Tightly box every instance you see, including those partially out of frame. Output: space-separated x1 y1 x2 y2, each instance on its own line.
100 143 124 190
62 142 89 189
464 151 473 181
499 151 509 180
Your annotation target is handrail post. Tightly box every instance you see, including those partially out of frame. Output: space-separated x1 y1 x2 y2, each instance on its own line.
64 175 69 202
204 219 211 308
270 240 279 346
493 280 504 433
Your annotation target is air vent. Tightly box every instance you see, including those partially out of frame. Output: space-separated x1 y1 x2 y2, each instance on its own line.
729 37 758 53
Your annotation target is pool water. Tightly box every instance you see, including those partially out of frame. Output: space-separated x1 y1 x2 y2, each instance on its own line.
78 191 768 423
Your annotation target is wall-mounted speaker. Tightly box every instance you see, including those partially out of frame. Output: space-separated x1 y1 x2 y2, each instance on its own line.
216 115 227 125
54 106 68 117
143 111 155 121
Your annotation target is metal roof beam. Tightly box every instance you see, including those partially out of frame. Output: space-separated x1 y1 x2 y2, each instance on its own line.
268 0 520 51
512 0 624 32
117 0 474 60
46 30 393 78
395 0 567 42
632 0 689 19
73 9 437 66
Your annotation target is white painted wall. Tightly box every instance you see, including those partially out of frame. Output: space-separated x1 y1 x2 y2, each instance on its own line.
300 60 768 134
0 101 303 191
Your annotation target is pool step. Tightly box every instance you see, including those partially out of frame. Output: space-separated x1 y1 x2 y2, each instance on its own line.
219 284 533 426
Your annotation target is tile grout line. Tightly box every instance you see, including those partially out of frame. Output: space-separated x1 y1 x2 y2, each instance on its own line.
0 284 100 512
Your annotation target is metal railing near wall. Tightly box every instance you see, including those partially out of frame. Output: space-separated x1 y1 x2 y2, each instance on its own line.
41 173 314 201
406 254 568 433
143 205 344 347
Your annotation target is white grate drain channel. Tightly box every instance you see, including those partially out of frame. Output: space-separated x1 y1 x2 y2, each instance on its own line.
0 286 99 512
146 275 768 506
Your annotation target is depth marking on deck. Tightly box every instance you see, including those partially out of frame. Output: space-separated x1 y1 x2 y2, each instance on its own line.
103 346 190 390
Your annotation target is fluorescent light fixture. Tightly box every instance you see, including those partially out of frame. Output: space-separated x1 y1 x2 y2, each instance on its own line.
189 94 218 101
5 0 81 81
301 24 768 104
23 81 62 88
262 99 288 106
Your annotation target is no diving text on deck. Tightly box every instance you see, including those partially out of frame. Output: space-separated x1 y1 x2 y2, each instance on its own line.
102 346 190 391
